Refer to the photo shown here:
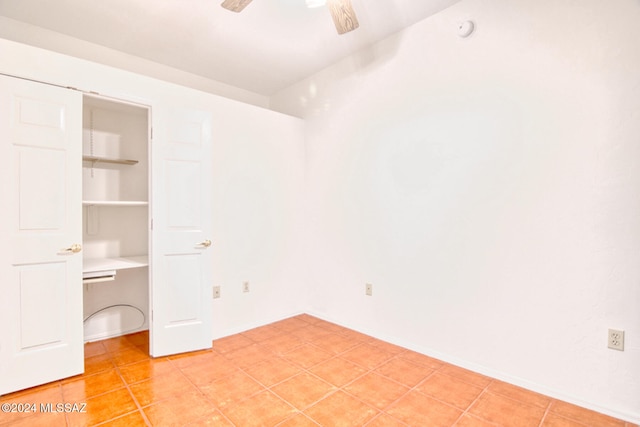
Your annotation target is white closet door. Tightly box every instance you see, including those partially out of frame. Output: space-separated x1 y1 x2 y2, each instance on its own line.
150 107 213 357
0 75 83 394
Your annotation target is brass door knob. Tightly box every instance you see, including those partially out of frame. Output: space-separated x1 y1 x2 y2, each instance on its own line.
62 243 82 253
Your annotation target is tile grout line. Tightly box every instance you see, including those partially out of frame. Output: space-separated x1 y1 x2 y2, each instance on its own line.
449 376 496 427
364 359 449 425
240 324 385 425
95 338 152 424
537 399 555 427
212 360 296 423
336 352 444 419
298 344 409 425
464 381 562 427
245 345 341 416
340 345 479 425
61 337 148 426
275 413 321 427
538 402 597 427
171 349 240 426
315 331 429 420
296 359 382 425
112 361 153 427
362 412 410 427
232 320 328 424
59 382 71 427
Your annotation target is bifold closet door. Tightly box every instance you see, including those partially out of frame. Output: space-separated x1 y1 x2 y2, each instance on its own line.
0 75 83 394
150 107 213 357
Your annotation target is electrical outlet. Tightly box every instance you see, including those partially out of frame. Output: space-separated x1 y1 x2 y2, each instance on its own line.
243 281 250 293
213 286 221 299
365 283 373 296
608 329 624 351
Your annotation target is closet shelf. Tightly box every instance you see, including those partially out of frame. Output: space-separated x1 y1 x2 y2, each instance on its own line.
83 200 148 207
83 155 138 166
83 256 148 275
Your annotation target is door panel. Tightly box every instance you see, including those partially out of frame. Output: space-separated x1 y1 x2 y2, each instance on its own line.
13 95 69 147
18 147 66 230
150 107 213 357
166 159 201 228
18 263 67 349
166 254 203 323
0 75 83 395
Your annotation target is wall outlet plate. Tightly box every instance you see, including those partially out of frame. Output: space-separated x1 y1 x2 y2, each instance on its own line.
213 286 221 299
608 329 624 351
365 283 373 296
243 281 250 293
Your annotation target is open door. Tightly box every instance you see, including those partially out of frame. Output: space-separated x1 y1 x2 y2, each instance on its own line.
150 107 213 357
0 75 83 394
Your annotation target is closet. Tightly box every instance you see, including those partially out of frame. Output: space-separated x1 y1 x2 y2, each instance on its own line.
81 95 150 341
0 74 214 395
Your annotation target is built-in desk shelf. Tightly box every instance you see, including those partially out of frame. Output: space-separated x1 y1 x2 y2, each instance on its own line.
83 155 138 166
83 200 148 207
82 256 148 284
83 255 148 274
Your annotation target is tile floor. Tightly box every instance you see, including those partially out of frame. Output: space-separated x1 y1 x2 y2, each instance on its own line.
0 314 636 426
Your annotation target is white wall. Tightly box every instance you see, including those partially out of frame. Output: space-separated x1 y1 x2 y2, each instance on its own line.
211 102 307 336
0 38 307 341
272 0 640 422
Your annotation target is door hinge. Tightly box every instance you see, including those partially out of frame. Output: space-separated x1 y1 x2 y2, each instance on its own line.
150 218 153 230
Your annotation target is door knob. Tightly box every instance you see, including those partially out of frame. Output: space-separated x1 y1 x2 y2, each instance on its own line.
198 240 212 248
62 243 82 253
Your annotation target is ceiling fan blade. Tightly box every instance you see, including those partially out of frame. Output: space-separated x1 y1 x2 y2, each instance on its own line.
221 0 253 13
327 0 359 35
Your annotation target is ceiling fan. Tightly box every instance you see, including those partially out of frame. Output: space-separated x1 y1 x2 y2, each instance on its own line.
220 0 359 35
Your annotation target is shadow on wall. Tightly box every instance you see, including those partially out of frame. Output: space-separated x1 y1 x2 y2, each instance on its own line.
290 1 469 117
294 2 409 115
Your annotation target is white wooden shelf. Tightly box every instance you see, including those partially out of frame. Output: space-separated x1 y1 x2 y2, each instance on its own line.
83 155 138 166
83 200 148 207
83 256 148 275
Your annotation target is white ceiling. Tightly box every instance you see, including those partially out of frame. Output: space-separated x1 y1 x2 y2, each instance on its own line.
0 0 460 96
